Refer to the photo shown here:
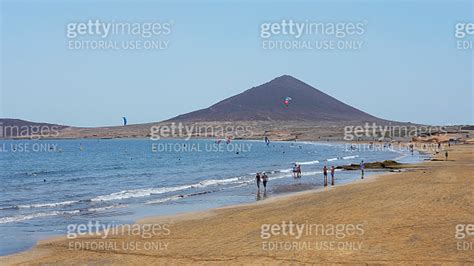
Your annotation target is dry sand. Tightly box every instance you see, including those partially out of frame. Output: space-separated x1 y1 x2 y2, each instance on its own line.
1 144 473 265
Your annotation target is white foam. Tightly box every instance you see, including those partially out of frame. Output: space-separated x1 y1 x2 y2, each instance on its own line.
301 170 323 176
295 160 320 165
198 177 239 186
342 155 359 160
226 183 249 189
327 157 338 162
0 210 80 224
17 200 78 209
279 168 293 173
267 172 293 180
92 176 243 202
146 195 185 205
87 205 125 212
146 183 251 205
91 184 194 202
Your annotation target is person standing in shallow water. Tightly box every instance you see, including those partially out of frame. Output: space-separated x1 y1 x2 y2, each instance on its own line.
331 166 335 186
360 160 365 179
262 172 268 191
323 165 328 187
256 173 261 190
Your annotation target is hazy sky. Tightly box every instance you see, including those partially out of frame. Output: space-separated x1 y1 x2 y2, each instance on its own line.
1 0 473 127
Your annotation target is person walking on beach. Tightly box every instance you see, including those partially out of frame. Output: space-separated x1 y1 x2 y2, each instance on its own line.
360 160 365 179
331 166 335 186
262 172 268 191
323 165 328 187
445 150 448 161
256 172 261 190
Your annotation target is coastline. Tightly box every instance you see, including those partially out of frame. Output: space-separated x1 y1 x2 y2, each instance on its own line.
0 139 406 256
2 143 472 264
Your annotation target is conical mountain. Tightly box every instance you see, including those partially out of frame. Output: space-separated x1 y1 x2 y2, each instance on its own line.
170 75 384 122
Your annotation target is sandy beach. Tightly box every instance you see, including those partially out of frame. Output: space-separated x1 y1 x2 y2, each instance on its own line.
2 1 472 264
1 143 473 265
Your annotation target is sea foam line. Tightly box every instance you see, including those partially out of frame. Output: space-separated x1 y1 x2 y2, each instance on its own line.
16 200 78 209
146 183 250 205
0 210 80 224
295 160 319 165
342 155 359 160
0 204 127 224
91 177 243 202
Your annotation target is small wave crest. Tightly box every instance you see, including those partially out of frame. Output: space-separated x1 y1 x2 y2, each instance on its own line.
91 184 194 202
0 210 80 224
342 155 359 159
0 200 78 211
295 160 320 165
87 205 125 212
92 176 244 202
0 204 127 224
146 189 221 205
16 200 78 209
198 177 239 186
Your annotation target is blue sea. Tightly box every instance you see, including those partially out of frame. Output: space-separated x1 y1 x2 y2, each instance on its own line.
0 139 426 255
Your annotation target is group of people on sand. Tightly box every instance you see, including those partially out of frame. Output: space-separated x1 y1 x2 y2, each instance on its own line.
255 172 269 191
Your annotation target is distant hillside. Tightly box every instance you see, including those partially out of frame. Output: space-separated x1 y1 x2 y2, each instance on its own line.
3 76 429 140
0 119 68 138
169 75 386 122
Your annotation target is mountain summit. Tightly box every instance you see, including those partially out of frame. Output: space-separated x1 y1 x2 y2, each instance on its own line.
169 75 383 122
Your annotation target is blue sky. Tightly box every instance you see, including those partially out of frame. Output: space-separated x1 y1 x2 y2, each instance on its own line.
1 0 473 126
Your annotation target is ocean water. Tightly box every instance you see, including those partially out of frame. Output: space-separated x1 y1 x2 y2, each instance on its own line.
0 139 425 255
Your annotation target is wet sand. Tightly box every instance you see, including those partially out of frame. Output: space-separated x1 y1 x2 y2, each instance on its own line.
1 144 473 265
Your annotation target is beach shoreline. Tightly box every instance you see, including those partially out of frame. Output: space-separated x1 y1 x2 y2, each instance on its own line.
0 142 404 256
2 142 472 264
